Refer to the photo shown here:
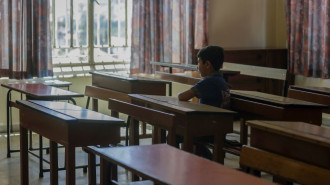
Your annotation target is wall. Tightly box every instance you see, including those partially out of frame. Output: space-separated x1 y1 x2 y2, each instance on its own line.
0 0 329 131
208 0 329 125
0 75 180 133
0 77 93 132
208 0 329 88
208 0 287 48
295 75 330 87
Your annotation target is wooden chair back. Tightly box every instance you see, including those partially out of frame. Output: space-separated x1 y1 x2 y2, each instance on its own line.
84 85 130 110
108 98 176 146
112 180 154 185
240 146 330 185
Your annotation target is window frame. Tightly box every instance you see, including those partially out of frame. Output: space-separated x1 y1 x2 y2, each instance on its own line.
50 0 131 78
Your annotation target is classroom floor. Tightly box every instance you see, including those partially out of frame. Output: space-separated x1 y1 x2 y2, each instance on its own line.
0 121 273 185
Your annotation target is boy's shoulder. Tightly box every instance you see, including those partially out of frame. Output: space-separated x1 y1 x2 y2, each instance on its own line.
205 71 223 78
203 72 225 82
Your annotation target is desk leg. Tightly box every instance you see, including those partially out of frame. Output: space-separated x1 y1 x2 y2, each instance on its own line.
111 110 119 118
7 90 12 158
213 133 226 164
65 146 76 185
50 141 58 185
152 126 159 144
86 97 91 109
182 131 194 153
20 125 29 185
142 122 147 137
88 152 96 185
129 119 139 145
152 127 166 144
92 98 98 112
240 118 248 145
100 158 115 185
168 83 172 96
39 135 44 178
69 98 77 105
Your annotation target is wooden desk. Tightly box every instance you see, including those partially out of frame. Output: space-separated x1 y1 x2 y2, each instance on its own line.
128 94 236 163
18 100 125 185
42 80 72 90
1 83 81 102
132 71 201 87
89 72 170 139
5 79 72 89
288 85 330 114
149 61 240 83
1 83 84 158
85 144 274 185
247 120 330 170
230 90 327 144
88 71 170 110
91 71 169 98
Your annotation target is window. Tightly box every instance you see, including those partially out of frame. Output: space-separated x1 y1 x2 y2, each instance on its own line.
50 0 132 78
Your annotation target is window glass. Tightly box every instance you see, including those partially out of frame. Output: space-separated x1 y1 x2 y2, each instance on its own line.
50 0 132 77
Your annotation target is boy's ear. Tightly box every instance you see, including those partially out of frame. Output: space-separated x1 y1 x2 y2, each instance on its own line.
205 60 212 69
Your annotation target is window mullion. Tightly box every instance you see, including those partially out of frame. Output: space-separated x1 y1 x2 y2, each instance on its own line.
88 0 95 70
125 0 127 47
70 0 73 47
52 0 56 47
108 0 112 46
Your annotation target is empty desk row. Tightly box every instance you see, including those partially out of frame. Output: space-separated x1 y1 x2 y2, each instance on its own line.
18 100 125 185
241 120 330 184
2 83 83 158
230 90 327 145
1 82 84 177
88 71 171 139
85 144 275 185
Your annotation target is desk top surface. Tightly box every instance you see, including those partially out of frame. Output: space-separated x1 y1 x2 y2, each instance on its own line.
4 79 72 87
89 144 274 185
247 120 330 148
42 79 72 87
231 90 327 108
1 83 83 99
149 61 240 76
129 94 235 115
290 85 330 96
18 100 124 124
90 71 170 84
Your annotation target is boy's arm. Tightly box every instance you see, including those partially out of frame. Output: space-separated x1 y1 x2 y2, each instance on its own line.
178 89 195 101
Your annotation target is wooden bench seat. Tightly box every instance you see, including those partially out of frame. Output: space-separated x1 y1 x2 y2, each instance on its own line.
288 85 330 114
86 99 177 185
108 98 177 146
86 144 275 185
240 146 330 185
113 180 154 185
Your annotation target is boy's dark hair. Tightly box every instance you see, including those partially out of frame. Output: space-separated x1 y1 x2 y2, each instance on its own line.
197 46 224 71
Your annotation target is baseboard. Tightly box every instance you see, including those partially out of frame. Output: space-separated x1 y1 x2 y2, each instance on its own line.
322 113 330 127
0 122 19 134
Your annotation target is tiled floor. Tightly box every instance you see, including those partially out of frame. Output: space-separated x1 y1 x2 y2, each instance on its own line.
0 122 271 185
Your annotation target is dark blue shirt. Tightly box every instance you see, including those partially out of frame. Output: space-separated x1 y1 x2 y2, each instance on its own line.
191 72 230 108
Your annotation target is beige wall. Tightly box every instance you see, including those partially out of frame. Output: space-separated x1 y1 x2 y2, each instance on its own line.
208 0 287 48
0 77 93 132
0 75 176 132
208 0 329 88
0 0 328 131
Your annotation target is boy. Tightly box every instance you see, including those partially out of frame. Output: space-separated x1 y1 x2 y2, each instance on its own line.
178 45 231 159
178 45 230 108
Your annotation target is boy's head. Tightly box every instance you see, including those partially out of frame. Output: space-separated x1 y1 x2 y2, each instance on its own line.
197 46 224 71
